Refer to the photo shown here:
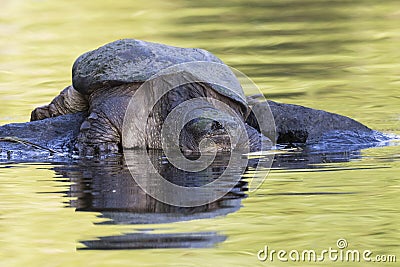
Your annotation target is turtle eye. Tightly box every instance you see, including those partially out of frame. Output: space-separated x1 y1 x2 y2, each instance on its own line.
211 121 223 131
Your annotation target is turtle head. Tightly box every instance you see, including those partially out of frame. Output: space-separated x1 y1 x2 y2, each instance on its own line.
180 117 243 154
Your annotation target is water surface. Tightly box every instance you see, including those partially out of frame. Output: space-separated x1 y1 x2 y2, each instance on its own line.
1 0 399 266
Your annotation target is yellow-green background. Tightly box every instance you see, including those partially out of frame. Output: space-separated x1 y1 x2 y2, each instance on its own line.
0 0 399 266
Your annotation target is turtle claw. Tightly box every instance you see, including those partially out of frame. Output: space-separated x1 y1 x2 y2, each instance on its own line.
73 109 122 156
31 105 51 121
74 142 120 156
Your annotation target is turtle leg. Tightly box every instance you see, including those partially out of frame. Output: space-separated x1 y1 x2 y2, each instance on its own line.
31 85 88 121
73 92 129 155
74 109 122 155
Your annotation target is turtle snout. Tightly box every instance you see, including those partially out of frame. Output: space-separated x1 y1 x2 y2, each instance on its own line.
182 118 243 152
208 119 239 136
205 120 241 151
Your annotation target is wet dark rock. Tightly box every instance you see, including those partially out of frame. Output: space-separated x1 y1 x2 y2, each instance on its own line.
0 112 86 160
0 101 389 161
247 100 382 145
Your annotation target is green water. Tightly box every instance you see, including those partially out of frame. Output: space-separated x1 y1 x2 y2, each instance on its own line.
1 0 399 266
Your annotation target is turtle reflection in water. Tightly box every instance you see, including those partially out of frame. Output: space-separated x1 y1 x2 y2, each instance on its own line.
57 151 245 249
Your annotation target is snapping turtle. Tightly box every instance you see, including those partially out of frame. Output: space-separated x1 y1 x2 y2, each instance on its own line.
31 39 271 155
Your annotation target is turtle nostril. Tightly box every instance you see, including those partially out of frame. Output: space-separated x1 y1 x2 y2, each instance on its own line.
211 121 223 131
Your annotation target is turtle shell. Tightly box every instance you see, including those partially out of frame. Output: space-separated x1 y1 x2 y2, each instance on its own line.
72 39 247 109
